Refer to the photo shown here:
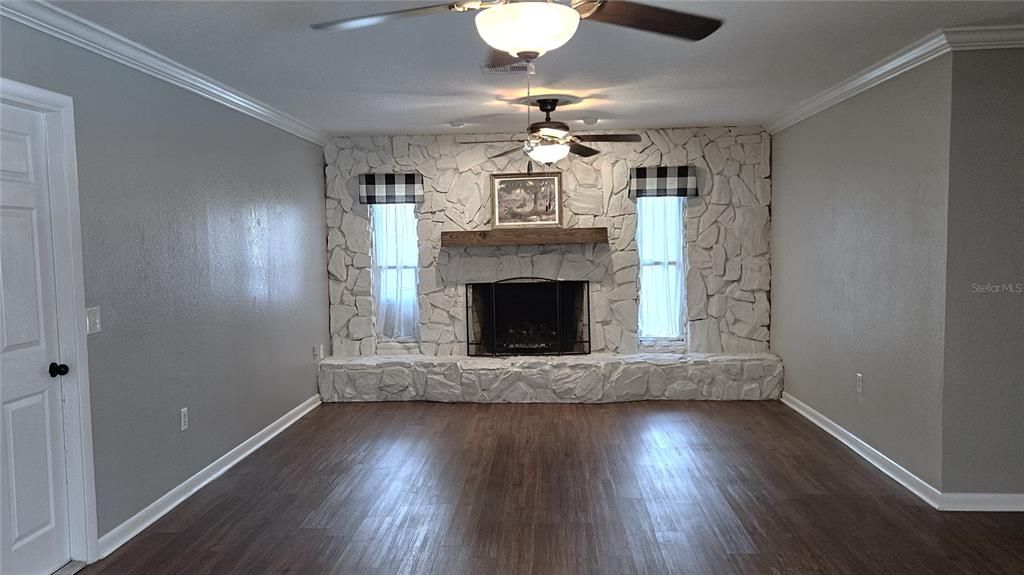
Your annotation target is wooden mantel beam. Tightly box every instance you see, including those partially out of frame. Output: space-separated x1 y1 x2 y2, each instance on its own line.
440 227 609 247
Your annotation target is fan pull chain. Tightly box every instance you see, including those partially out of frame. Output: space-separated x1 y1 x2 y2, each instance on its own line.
526 71 533 173
526 71 531 132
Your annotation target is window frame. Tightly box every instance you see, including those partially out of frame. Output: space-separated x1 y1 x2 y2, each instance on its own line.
370 203 420 343
635 195 688 346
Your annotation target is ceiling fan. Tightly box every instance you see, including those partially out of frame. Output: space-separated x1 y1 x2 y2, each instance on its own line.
311 1 722 65
462 97 641 165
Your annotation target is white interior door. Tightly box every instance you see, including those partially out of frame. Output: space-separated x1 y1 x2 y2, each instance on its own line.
1 101 72 574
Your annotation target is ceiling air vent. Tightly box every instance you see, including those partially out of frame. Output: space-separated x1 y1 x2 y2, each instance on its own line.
480 61 535 75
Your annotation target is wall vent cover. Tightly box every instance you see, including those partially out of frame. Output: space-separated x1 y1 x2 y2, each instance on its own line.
480 62 535 75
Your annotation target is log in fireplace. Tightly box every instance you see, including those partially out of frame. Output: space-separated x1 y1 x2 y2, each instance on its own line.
466 278 590 356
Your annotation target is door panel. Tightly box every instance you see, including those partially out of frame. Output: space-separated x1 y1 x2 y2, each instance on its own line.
0 130 34 183
1 101 71 575
5 392 58 548
1 208 43 351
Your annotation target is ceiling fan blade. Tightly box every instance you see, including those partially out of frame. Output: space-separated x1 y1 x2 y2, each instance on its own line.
486 49 523 68
569 143 601 158
458 139 526 144
311 3 454 32
489 147 523 159
575 134 643 143
584 1 722 42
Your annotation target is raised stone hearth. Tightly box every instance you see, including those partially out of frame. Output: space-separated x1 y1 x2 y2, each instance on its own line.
318 354 783 403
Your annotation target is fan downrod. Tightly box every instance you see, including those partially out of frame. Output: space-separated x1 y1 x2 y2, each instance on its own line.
528 99 571 135
536 98 560 121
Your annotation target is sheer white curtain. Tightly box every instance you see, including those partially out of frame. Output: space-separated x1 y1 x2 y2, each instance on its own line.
636 196 687 339
371 203 419 339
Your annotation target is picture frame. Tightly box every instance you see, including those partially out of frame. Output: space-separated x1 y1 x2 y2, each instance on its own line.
491 172 563 229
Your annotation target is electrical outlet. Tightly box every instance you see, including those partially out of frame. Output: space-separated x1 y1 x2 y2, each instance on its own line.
313 345 324 360
180 407 189 431
856 373 863 394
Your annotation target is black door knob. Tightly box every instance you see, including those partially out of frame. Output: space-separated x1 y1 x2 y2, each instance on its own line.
48 362 70 378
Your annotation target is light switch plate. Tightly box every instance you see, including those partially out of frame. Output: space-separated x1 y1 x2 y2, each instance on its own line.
85 307 102 334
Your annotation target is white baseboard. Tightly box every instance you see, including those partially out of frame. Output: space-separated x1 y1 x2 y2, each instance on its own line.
935 492 1024 512
96 395 321 558
780 392 1024 512
780 392 945 507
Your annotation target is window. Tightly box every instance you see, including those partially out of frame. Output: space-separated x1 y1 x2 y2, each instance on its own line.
636 196 687 339
371 203 419 340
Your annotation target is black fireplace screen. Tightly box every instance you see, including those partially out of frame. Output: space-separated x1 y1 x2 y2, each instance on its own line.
466 278 591 356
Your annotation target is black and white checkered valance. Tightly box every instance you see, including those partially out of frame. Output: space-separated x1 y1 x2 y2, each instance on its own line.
629 166 698 198
358 173 424 204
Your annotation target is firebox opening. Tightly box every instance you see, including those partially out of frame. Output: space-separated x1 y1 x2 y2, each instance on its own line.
467 278 590 356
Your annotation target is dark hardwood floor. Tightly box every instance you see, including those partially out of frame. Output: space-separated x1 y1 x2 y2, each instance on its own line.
83 401 1024 575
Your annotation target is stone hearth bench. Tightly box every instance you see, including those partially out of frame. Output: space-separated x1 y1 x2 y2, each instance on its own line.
318 353 783 403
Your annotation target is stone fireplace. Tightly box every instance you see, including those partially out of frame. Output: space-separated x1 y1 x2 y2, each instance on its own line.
323 126 774 357
317 126 783 404
466 278 590 356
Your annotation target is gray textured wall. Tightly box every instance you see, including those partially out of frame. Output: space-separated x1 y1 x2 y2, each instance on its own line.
942 49 1024 493
2 18 329 534
772 56 952 487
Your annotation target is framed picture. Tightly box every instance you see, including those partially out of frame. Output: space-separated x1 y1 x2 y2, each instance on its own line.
491 172 563 229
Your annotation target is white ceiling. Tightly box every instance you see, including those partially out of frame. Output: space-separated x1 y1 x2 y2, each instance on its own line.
54 1 1024 136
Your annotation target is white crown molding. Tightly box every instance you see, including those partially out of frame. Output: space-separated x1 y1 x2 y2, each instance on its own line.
781 392 1024 512
0 1 330 146
96 395 321 558
766 25 1024 134
944 24 1024 50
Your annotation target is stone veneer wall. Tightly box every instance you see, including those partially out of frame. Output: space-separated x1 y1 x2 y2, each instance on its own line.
324 127 772 356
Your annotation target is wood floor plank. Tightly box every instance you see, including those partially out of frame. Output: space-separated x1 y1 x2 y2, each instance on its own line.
82 401 1024 575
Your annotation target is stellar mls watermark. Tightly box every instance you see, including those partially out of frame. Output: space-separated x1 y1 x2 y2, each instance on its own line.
971 282 1023 294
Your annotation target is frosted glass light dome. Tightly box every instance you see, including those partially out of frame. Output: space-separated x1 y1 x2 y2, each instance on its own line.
475 2 581 58
525 141 570 164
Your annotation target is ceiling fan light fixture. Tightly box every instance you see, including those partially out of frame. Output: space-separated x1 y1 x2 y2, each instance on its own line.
524 140 571 164
536 126 570 140
475 2 581 58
